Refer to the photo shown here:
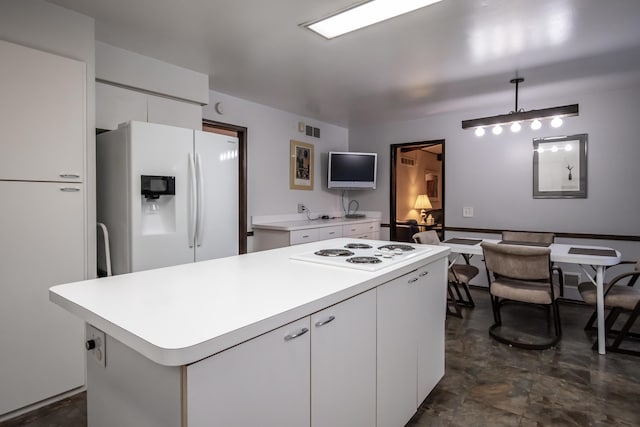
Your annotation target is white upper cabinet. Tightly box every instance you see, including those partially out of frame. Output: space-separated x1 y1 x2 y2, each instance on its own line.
0 40 85 182
95 82 147 130
96 82 203 131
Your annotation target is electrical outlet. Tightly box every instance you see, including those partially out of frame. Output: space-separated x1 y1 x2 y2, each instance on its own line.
462 207 474 217
297 203 307 213
86 324 106 367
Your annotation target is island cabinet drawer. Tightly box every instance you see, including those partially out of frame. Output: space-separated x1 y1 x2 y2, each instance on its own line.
317 225 343 240
290 228 319 245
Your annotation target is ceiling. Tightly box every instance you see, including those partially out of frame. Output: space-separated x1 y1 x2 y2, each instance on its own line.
47 0 640 127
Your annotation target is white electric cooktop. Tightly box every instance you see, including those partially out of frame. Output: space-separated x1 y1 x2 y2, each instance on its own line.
289 240 433 271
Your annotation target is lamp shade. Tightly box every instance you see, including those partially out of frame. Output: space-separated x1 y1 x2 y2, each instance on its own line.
414 194 432 210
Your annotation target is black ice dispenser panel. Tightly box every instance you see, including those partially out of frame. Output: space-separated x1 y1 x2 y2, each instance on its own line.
141 175 175 199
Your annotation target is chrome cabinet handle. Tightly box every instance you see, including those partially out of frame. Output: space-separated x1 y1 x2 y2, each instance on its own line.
419 271 429 277
284 328 309 341
302 235 310 238
60 187 80 192
408 277 419 283
315 315 335 327
59 173 80 179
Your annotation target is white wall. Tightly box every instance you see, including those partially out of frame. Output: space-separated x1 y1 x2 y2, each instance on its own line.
204 91 349 229
349 71 640 273
349 73 640 234
0 0 96 275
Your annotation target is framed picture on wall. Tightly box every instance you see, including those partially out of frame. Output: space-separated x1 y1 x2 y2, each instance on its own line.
533 134 587 198
290 140 314 190
425 170 440 201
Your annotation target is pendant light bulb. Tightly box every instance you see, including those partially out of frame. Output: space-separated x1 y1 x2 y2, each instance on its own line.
551 116 563 128
492 125 503 135
531 119 542 130
510 122 521 133
475 127 485 137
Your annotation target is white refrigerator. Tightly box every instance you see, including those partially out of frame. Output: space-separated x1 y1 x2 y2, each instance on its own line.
97 121 239 275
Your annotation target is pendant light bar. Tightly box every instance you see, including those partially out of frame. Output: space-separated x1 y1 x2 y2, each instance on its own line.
461 77 579 135
461 104 579 129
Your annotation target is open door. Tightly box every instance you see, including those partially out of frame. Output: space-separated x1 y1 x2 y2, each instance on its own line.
390 140 445 242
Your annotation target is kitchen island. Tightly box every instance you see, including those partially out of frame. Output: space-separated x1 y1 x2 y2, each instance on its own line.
50 238 449 427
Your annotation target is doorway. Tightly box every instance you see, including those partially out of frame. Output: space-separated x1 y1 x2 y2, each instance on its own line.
389 140 445 242
202 119 248 254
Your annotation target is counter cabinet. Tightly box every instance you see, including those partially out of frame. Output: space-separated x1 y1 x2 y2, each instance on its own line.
253 218 381 251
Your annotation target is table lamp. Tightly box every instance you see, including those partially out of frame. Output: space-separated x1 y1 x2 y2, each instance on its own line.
414 194 432 223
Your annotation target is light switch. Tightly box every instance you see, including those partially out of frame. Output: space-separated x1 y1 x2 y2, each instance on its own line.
463 207 474 218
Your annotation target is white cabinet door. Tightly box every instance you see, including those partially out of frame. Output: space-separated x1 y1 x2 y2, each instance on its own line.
147 94 203 131
186 317 311 427
96 82 147 130
311 289 376 427
0 40 85 182
0 181 85 415
417 259 447 403
377 271 419 427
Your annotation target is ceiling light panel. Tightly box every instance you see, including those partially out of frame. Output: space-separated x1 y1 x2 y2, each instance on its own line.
304 0 443 39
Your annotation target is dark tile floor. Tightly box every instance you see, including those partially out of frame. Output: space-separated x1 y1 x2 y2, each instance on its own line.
2 287 639 427
409 288 640 427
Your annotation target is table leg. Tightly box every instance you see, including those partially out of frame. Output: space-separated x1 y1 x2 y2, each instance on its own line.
595 265 606 355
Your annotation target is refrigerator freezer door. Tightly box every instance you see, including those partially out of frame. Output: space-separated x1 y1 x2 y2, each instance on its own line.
129 122 196 271
194 131 239 262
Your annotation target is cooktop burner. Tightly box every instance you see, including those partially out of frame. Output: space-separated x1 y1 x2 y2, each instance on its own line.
346 256 382 264
344 243 373 249
378 244 416 251
314 249 355 257
289 238 433 271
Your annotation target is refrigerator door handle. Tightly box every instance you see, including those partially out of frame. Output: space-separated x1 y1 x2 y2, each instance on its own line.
188 153 197 248
195 153 205 247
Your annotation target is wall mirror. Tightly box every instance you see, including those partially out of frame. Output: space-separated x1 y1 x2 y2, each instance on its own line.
533 133 587 199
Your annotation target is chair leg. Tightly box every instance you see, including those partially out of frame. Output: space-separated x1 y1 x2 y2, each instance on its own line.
584 310 597 331
446 282 463 318
608 307 640 356
490 294 501 325
460 282 475 308
552 300 562 338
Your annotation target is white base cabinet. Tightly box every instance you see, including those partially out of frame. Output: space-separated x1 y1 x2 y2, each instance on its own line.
377 258 447 427
187 317 311 427
311 289 377 427
83 259 445 427
253 219 381 251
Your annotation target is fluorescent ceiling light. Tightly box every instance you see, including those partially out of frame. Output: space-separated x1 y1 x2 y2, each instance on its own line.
304 0 444 39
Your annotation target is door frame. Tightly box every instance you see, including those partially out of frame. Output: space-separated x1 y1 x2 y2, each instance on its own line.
202 119 248 254
389 139 445 242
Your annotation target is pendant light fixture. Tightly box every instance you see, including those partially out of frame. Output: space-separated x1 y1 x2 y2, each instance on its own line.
462 78 578 137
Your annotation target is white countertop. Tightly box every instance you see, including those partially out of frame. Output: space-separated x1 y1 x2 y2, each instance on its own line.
50 238 448 367
252 216 379 231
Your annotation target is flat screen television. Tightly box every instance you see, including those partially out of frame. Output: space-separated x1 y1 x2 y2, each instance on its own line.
327 151 377 190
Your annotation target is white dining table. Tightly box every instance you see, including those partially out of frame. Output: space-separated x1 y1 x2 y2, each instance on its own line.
440 238 622 355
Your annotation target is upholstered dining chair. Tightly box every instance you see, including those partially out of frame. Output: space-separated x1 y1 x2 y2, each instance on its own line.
481 241 562 349
578 259 640 356
413 230 479 317
501 231 565 297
